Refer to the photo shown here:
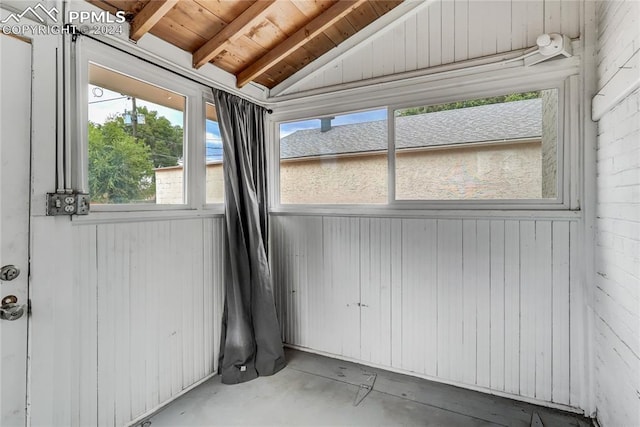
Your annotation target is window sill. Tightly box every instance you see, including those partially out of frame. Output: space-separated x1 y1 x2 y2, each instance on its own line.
270 205 581 220
71 207 224 225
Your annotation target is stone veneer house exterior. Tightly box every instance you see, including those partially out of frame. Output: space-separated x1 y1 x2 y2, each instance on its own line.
155 95 557 204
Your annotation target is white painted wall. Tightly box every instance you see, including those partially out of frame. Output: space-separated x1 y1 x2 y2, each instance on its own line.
275 0 581 97
266 0 592 414
271 214 586 409
28 216 225 426
593 1 640 426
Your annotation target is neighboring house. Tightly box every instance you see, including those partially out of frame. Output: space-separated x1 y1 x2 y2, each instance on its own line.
156 95 557 204
155 160 224 204
279 94 557 203
155 141 224 204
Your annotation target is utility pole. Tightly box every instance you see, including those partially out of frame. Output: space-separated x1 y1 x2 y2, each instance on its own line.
131 96 137 138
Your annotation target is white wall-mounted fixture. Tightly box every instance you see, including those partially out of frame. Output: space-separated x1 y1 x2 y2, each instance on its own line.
525 33 573 66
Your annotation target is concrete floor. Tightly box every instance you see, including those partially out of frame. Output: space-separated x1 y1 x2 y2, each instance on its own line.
145 349 592 427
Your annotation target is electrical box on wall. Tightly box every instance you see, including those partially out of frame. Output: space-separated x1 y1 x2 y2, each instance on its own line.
46 192 90 216
524 33 573 67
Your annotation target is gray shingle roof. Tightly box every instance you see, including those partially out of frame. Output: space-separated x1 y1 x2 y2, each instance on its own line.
280 99 542 159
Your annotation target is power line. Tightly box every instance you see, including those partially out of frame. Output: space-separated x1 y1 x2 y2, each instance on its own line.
88 96 128 104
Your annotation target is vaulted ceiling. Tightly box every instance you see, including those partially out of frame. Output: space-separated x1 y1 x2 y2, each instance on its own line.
88 0 404 89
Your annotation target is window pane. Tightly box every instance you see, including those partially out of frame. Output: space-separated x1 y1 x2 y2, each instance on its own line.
280 109 387 204
205 103 224 204
394 90 558 200
88 63 185 205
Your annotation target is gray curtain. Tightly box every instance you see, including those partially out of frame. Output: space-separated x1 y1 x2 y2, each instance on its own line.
213 89 286 385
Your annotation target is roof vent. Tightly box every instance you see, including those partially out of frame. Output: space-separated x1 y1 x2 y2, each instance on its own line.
320 117 334 132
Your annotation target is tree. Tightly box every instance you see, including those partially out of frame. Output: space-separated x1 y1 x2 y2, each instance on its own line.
114 106 184 168
397 91 541 116
88 121 155 203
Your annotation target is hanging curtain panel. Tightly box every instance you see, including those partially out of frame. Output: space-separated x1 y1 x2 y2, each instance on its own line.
213 89 286 384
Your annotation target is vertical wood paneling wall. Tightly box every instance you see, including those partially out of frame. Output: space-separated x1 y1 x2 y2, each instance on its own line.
272 214 583 408
29 216 225 426
279 0 581 96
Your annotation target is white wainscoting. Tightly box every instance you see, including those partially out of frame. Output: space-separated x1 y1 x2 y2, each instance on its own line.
28 216 225 426
278 0 581 96
272 214 585 409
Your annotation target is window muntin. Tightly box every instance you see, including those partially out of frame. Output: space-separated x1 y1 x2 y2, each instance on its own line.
279 109 387 205
205 103 224 204
88 63 186 205
394 90 558 201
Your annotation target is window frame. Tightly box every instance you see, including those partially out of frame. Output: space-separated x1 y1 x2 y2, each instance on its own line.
75 37 222 214
271 74 576 212
277 106 390 207
203 98 225 207
388 82 566 209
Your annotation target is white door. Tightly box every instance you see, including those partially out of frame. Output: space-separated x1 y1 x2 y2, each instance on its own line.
0 33 32 426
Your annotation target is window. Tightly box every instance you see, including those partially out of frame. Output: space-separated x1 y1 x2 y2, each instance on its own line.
279 109 387 205
144 101 224 205
80 38 223 212
205 103 224 204
394 90 558 201
275 85 565 209
88 63 186 205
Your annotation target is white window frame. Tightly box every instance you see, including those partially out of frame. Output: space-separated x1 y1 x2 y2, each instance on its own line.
269 68 579 213
388 82 566 209
75 37 223 214
274 106 390 209
202 98 225 208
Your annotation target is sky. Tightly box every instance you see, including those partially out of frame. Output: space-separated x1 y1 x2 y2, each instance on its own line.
88 85 385 160
89 85 386 137
88 84 223 160
279 108 386 137
88 85 185 126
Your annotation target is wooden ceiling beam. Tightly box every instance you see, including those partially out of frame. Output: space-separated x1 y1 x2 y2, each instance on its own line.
236 0 367 88
129 0 179 42
86 0 118 16
192 0 277 70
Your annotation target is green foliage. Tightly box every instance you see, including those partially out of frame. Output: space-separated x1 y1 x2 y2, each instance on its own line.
88 121 155 203
88 104 184 203
396 91 541 116
113 106 184 168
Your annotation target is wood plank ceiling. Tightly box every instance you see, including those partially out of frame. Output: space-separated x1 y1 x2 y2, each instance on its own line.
88 0 404 89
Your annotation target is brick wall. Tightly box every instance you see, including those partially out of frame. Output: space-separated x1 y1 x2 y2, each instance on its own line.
395 142 542 200
154 167 184 204
154 163 224 205
279 142 543 204
594 1 640 426
157 143 544 205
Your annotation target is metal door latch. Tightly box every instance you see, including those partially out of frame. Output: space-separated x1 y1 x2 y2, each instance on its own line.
0 265 20 281
0 295 25 321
